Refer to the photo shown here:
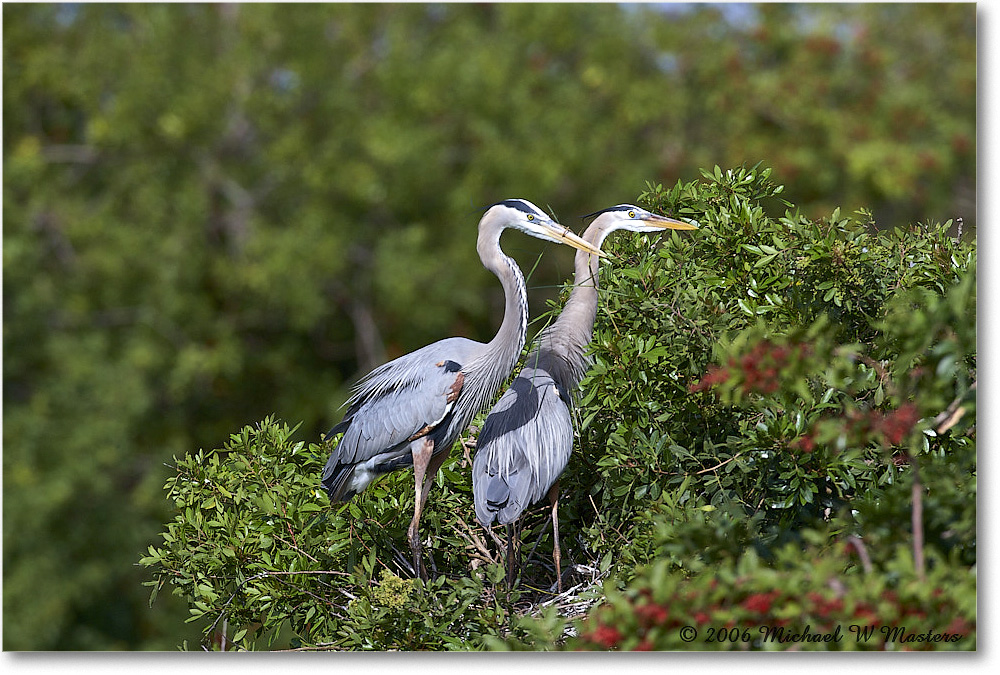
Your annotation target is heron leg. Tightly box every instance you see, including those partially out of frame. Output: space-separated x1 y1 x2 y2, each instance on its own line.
420 450 448 512
547 481 562 593
408 438 435 580
505 523 516 591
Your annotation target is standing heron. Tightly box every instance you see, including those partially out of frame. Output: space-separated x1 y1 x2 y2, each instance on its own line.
472 204 697 591
321 199 603 578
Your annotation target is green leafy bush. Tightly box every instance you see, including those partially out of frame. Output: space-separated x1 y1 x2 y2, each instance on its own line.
141 165 975 650
502 165 975 650
559 165 972 567
141 417 527 650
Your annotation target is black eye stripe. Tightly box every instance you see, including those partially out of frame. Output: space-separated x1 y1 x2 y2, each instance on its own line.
485 199 545 218
580 204 640 220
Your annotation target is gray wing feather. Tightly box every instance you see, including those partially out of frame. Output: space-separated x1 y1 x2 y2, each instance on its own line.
335 383 448 463
323 339 475 495
345 337 471 404
473 366 573 526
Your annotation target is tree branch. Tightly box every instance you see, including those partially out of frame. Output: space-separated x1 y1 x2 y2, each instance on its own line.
934 380 976 434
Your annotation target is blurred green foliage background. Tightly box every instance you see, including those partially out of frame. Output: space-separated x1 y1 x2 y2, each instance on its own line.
2 3 974 650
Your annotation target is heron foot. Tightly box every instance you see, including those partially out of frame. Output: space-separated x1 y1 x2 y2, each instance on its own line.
407 522 432 581
547 481 562 594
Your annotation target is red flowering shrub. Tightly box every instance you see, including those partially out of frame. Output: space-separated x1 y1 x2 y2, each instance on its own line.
568 540 975 651
584 624 623 649
634 602 669 627
742 591 781 614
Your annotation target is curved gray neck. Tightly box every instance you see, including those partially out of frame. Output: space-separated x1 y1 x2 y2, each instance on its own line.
482 232 528 362
530 219 613 390
462 217 530 416
555 223 606 336
543 220 611 344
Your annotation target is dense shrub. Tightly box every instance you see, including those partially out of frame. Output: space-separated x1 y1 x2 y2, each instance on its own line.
141 165 975 650
141 418 525 650
565 537 975 651
568 166 972 558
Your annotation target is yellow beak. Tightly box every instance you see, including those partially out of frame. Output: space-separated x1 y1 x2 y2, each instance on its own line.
543 223 608 257
642 213 700 230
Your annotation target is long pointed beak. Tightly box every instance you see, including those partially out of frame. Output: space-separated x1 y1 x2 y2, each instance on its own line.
542 223 608 257
643 213 699 230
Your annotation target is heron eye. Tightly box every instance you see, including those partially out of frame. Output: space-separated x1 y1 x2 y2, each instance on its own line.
527 214 535 221
628 210 636 218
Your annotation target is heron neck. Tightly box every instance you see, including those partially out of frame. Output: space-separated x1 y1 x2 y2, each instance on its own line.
487 251 528 358
462 226 529 415
547 222 607 344
525 222 610 392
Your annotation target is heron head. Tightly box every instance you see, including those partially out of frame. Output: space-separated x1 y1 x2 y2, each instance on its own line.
582 204 699 234
484 199 605 256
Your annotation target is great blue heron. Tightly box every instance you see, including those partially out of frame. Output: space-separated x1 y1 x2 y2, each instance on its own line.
321 199 604 578
472 204 697 591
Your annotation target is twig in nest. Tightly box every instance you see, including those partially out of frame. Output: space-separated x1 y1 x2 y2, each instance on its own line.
459 427 478 468
453 515 497 564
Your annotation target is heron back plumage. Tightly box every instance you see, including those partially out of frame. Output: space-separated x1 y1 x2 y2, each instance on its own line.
473 365 573 525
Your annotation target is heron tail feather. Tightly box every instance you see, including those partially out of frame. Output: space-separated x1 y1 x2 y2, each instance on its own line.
322 463 357 503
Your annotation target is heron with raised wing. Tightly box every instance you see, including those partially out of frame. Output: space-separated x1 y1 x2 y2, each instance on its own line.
472 204 697 591
321 199 603 579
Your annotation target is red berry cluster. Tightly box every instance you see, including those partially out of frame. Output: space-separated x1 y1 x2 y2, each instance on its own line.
806 591 844 617
634 601 669 626
842 402 921 447
741 590 781 614
791 431 817 453
579 590 680 651
690 341 811 395
689 364 730 392
879 403 921 445
851 601 879 626
583 623 623 650
790 402 920 455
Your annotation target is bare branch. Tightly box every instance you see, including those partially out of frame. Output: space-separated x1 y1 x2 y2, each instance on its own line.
934 381 976 434
695 452 744 475
909 455 925 582
844 535 873 574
